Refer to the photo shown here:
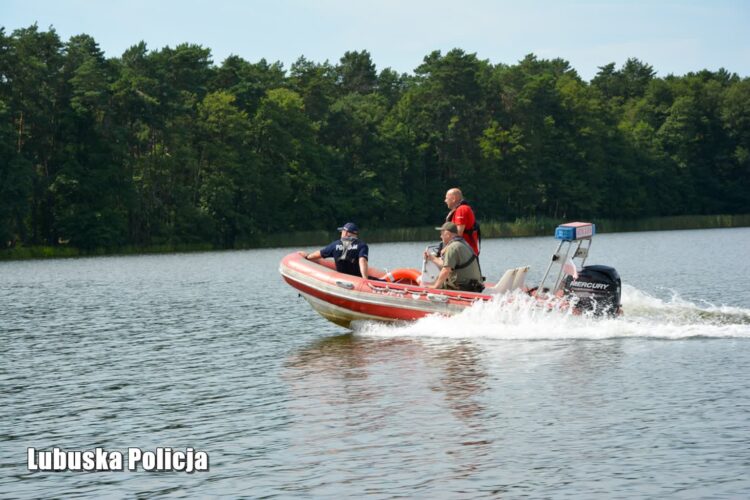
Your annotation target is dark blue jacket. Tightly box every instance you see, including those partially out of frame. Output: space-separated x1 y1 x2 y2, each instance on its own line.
320 238 369 277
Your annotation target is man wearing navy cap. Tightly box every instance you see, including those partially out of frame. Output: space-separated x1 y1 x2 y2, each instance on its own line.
301 222 369 278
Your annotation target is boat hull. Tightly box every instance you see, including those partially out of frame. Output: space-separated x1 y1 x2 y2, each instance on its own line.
279 252 487 329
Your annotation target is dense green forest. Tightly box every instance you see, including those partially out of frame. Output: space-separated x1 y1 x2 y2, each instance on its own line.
1 25 749 251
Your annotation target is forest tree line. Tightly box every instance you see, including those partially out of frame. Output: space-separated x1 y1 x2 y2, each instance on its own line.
1 25 749 250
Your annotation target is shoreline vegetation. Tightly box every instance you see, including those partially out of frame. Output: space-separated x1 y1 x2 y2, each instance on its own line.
3 214 748 261
3 26 749 258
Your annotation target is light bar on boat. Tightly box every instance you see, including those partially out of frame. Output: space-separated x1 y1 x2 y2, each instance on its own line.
555 222 595 241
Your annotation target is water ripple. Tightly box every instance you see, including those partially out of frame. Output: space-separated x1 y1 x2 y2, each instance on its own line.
3 232 750 497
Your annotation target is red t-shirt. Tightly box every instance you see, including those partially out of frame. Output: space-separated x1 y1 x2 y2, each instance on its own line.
450 204 479 255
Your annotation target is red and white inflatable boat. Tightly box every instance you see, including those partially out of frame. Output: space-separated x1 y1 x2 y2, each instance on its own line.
279 222 622 329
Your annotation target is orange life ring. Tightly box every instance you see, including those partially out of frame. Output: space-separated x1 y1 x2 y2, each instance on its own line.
383 268 422 285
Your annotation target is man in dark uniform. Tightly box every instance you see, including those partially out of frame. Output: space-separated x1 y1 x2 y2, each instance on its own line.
301 222 369 278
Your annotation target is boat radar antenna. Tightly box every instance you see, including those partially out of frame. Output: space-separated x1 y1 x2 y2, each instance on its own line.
537 222 595 293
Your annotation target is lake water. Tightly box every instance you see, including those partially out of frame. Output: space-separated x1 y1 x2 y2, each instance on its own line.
2 227 750 498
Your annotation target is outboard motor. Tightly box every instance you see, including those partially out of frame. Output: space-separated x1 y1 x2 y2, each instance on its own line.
537 222 623 317
566 265 621 316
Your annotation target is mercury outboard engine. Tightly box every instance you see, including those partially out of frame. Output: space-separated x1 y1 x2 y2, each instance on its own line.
566 265 621 316
536 222 623 317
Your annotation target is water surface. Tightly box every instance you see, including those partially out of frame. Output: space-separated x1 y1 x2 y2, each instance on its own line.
2 228 749 497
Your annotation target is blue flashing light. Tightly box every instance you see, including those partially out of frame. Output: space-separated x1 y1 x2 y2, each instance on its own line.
555 222 596 241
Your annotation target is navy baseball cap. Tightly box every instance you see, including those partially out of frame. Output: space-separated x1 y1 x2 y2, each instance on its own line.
337 222 359 234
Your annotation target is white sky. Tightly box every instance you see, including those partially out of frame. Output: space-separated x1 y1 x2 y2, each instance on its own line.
2 0 748 81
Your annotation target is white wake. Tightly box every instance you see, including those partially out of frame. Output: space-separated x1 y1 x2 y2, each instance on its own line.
356 285 750 340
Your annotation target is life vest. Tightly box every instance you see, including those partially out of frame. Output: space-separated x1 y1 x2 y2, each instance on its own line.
447 237 477 270
444 237 484 292
446 200 481 252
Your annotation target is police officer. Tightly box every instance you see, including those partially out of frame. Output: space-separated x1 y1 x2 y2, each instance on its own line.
301 222 369 278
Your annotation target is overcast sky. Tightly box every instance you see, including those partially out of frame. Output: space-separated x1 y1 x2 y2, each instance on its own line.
2 0 748 81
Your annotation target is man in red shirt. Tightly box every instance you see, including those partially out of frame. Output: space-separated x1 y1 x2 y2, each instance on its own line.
444 188 480 255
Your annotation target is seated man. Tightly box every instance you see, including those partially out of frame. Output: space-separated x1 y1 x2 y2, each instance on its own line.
301 222 369 278
424 222 483 292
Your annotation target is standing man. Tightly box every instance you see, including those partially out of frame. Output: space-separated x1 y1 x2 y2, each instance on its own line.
301 222 369 279
444 188 480 256
423 222 483 292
